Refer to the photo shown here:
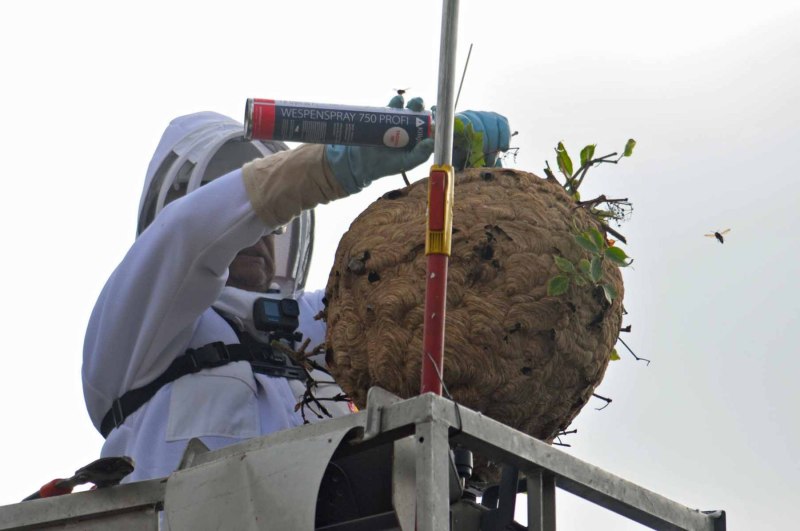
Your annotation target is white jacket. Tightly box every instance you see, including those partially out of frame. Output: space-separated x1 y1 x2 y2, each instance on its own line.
83 132 351 483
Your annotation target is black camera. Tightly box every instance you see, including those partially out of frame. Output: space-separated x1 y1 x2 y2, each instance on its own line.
253 297 302 342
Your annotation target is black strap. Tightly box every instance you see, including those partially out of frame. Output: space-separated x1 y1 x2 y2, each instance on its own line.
100 340 307 438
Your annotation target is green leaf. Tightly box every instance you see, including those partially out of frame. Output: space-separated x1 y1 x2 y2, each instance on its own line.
574 234 599 254
571 190 581 201
579 258 591 275
580 144 596 166
610 348 621 361
588 228 606 250
623 139 636 157
547 274 571 296
453 120 484 168
574 276 587 287
602 283 617 303
556 142 573 178
605 246 631 266
554 256 576 274
468 128 486 167
590 256 602 283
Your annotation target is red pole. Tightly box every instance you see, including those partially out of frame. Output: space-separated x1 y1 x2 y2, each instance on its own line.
421 254 448 394
420 166 454 395
420 0 459 397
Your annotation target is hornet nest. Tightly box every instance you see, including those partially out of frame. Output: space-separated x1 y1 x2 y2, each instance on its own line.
323 167 624 460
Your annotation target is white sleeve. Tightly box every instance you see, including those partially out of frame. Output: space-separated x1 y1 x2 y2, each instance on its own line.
82 170 273 428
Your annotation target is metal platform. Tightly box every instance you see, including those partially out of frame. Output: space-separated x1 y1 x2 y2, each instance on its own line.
0 388 726 530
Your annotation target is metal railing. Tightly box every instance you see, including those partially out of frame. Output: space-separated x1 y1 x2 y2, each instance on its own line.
0 388 726 530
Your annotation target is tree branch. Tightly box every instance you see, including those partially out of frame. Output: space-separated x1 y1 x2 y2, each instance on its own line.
572 152 619 190
601 222 628 244
592 393 613 410
618 337 650 365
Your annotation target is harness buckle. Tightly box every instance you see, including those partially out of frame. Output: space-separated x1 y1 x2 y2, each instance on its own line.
250 343 278 364
187 342 231 370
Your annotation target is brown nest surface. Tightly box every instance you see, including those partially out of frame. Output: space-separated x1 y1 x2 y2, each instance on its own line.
324 167 624 447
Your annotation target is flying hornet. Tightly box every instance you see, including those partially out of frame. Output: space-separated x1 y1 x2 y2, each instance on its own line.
705 228 731 244
389 87 410 108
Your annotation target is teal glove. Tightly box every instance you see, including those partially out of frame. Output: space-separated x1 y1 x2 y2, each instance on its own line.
454 110 511 169
325 97 434 195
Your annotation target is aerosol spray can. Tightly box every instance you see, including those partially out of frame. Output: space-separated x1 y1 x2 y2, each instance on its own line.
244 98 433 149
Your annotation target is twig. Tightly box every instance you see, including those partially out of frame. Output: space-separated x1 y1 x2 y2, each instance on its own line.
486 146 519 164
601 222 628 245
297 337 311 356
592 393 613 411
576 195 630 208
543 161 555 179
553 428 577 447
297 382 333 422
572 152 619 191
617 337 650 365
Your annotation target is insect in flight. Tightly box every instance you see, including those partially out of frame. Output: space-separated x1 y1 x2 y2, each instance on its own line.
389 87 411 108
705 228 731 244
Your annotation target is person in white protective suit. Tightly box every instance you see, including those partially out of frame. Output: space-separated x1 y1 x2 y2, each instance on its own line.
82 99 510 483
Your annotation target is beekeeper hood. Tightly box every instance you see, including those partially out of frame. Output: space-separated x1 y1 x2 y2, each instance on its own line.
137 111 314 295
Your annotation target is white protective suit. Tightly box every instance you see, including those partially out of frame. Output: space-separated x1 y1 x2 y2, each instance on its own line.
82 112 352 483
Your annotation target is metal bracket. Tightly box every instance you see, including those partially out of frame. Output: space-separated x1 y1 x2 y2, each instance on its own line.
176 438 210 470
363 387 403 441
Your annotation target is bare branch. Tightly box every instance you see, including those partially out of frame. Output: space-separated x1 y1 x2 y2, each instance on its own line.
572 152 619 190
601 222 628 244
618 337 650 365
543 162 559 183
592 393 613 410
576 195 630 208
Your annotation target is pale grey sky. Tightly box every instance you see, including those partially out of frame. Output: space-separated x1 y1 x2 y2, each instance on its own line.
1 1 798 528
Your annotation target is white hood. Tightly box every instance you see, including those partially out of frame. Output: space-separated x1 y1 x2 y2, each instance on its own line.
137 111 315 295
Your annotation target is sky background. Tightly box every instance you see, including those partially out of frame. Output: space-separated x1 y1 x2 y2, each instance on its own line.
1 1 798 528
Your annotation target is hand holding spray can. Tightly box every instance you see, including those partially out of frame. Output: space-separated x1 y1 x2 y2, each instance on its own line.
244 98 433 149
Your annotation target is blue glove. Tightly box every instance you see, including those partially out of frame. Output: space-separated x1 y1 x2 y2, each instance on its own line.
325 97 434 195
454 110 511 168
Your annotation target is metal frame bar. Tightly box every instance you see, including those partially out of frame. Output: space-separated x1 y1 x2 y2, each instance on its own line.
415 419 452 531
0 478 165 530
380 393 725 531
527 468 556 531
0 390 726 531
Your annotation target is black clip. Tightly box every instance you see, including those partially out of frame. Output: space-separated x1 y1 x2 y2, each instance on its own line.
187 342 231 370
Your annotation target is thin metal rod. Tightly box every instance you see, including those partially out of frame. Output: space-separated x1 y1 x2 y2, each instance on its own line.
454 43 473 111
432 0 459 166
